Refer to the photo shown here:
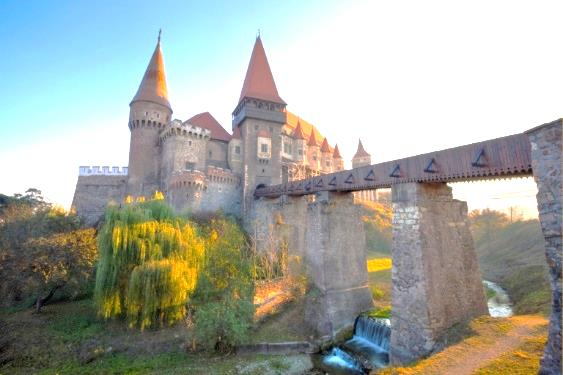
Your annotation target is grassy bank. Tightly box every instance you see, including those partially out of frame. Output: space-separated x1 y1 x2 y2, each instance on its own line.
474 219 551 316
0 298 311 374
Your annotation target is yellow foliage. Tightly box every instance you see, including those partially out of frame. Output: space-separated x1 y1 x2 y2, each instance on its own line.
152 191 165 200
124 195 134 204
136 196 145 203
367 258 392 273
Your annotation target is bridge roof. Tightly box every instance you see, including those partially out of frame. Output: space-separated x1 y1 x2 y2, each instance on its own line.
255 131 533 197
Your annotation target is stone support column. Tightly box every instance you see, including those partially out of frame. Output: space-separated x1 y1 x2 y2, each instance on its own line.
390 182 488 364
304 191 374 339
526 120 562 375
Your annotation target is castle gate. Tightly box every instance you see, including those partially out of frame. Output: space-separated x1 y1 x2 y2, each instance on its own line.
251 120 561 372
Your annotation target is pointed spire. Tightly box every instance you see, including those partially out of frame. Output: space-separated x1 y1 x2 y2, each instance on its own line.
333 144 342 159
130 31 171 110
354 139 371 158
308 129 319 147
320 137 331 153
238 36 286 105
292 121 307 140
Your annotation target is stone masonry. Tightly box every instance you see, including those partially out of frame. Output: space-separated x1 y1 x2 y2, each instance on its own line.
250 192 373 339
390 182 488 364
526 119 562 375
303 191 374 338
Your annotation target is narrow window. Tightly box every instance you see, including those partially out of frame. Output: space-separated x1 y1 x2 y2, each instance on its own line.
261 144 268 153
235 145 241 154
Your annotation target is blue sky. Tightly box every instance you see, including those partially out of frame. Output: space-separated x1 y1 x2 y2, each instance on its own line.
1 0 561 216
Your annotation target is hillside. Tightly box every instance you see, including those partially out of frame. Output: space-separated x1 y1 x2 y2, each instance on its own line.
473 219 551 316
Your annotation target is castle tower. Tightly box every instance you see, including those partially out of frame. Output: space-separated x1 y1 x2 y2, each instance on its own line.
352 139 371 168
232 36 287 216
290 121 306 164
333 144 344 171
320 137 332 173
127 31 172 198
228 126 243 173
307 129 320 171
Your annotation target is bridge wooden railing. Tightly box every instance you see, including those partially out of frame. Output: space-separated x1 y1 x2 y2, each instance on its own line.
255 132 532 198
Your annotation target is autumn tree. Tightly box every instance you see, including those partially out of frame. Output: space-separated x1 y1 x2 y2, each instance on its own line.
0 189 97 311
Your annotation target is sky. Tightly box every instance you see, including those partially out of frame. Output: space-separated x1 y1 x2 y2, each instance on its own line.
1 0 561 218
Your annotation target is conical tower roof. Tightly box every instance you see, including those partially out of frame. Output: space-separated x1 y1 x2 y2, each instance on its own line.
333 144 342 159
292 121 307 140
354 139 371 158
308 129 319 146
320 137 331 153
130 31 171 110
238 36 286 105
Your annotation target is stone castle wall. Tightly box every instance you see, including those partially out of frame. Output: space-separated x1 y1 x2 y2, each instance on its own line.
71 173 127 227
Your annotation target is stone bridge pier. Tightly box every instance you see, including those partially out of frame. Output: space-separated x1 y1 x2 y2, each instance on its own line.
390 182 488 364
250 191 374 339
527 121 562 375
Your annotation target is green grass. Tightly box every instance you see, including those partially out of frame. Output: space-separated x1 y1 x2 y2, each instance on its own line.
0 297 308 375
474 219 551 316
500 266 551 316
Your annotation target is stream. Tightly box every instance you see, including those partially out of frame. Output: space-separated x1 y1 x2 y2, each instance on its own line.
313 280 513 374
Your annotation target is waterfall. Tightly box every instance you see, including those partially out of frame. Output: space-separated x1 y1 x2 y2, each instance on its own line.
353 316 391 351
321 347 365 375
316 316 391 373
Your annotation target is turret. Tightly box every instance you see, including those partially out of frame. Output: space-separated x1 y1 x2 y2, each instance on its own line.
320 137 332 173
292 121 307 164
233 35 287 216
352 139 371 169
126 31 172 198
228 126 243 172
307 129 320 171
333 144 344 171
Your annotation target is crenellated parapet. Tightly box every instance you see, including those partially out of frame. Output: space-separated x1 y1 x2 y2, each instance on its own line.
168 170 207 190
159 120 211 144
79 166 128 176
206 166 240 185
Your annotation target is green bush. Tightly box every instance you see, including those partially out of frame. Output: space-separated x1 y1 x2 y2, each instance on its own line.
191 217 254 352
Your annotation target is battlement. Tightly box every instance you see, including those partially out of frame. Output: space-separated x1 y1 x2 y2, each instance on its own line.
79 166 128 176
168 170 207 190
160 120 211 143
206 166 240 185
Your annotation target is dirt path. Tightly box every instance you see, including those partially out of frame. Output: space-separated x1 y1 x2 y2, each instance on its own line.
435 316 546 375
380 315 548 375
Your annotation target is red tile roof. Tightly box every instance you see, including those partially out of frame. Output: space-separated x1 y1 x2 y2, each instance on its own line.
354 139 371 158
333 144 342 159
308 129 319 147
238 37 286 105
320 137 331 153
187 112 231 142
292 121 307 140
131 37 171 110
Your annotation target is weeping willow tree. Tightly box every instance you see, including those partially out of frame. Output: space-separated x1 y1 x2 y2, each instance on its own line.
94 199 204 329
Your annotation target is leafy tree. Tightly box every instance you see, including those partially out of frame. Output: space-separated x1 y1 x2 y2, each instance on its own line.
94 199 205 329
0 190 95 311
191 217 254 353
468 208 509 246
23 229 97 312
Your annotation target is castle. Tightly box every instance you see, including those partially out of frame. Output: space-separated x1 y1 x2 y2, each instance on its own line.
72 33 373 225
